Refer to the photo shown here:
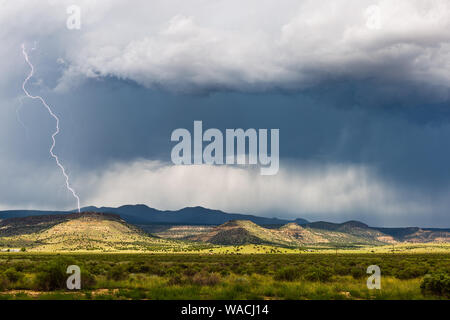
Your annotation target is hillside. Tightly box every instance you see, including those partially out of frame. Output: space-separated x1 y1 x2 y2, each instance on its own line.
189 220 299 246
0 212 124 236
278 223 329 243
1 206 448 244
302 221 397 244
0 210 448 251
0 212 180 252
188 220 393 246
301 221 449 243
373 227 450 243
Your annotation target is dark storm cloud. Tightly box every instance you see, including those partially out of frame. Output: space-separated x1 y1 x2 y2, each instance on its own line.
22 77 447 193
0 0 450 226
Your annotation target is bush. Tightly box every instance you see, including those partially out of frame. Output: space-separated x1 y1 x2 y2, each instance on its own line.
182 268 196 277
34 260 68 291
304 267 332 282
81 270 96 289
107 264 128 281
127 262 150 273
4 268 24 283
274 266 300 282
334 264 350 276
192 272 221 286
396 267 427 279
350 266 366 279
0 274 9 290
420 273 450 297
168 274 186 286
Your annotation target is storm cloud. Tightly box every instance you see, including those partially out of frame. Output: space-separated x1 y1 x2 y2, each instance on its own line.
0 0 449 226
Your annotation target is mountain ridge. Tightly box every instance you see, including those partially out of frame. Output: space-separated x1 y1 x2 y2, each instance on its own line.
0 205 449 231
0 212 448 251
0 204 309 226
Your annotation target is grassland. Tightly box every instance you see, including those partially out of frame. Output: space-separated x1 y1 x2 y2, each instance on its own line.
0 213 448 300
0 251 448 300
195 242 450 254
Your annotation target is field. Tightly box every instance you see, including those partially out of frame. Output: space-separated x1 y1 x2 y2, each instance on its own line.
0 214 448 300
0 251 448 300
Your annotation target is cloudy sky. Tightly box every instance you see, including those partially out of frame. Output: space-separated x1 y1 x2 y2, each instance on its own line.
1 0 450 227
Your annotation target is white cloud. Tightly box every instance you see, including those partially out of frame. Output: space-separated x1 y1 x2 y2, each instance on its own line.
0 153 447 226
2 0 450 93
82 160 432 225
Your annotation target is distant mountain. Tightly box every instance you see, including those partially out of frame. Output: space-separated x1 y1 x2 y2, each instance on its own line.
372 227 450 243
303 220 369 231
0 205 307 226
0 210 68 220
80 204 304 226
0 205 448 244
0 211 448 251
302 221 450 243
293 218 309 225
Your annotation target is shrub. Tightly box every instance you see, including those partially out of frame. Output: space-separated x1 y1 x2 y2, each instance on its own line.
0 274 9 291
81 270 96 289
334 264 350 276
274 266 300 282
220 269 230 277
4 268 24 283
350 266 366 279
304 267 332 282
14 262 26 272
420 273 450 297
107 264 128 281
192 272 221 286
34 260 68 291
396 267 427 280
168 274 187 286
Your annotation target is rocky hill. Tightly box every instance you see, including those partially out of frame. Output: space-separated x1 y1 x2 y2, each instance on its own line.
188 220 291 246
0 212 178 252
188 220 396 246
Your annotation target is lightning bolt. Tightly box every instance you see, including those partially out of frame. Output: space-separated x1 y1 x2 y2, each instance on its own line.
21 44 81 213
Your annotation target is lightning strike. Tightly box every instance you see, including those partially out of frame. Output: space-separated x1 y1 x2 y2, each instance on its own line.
21 44 81 213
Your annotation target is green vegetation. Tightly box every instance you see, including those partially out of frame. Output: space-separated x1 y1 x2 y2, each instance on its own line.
0 213 448 253
0 213 448 300
420 273 450 297
0 213 209 252
0 252 447 300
